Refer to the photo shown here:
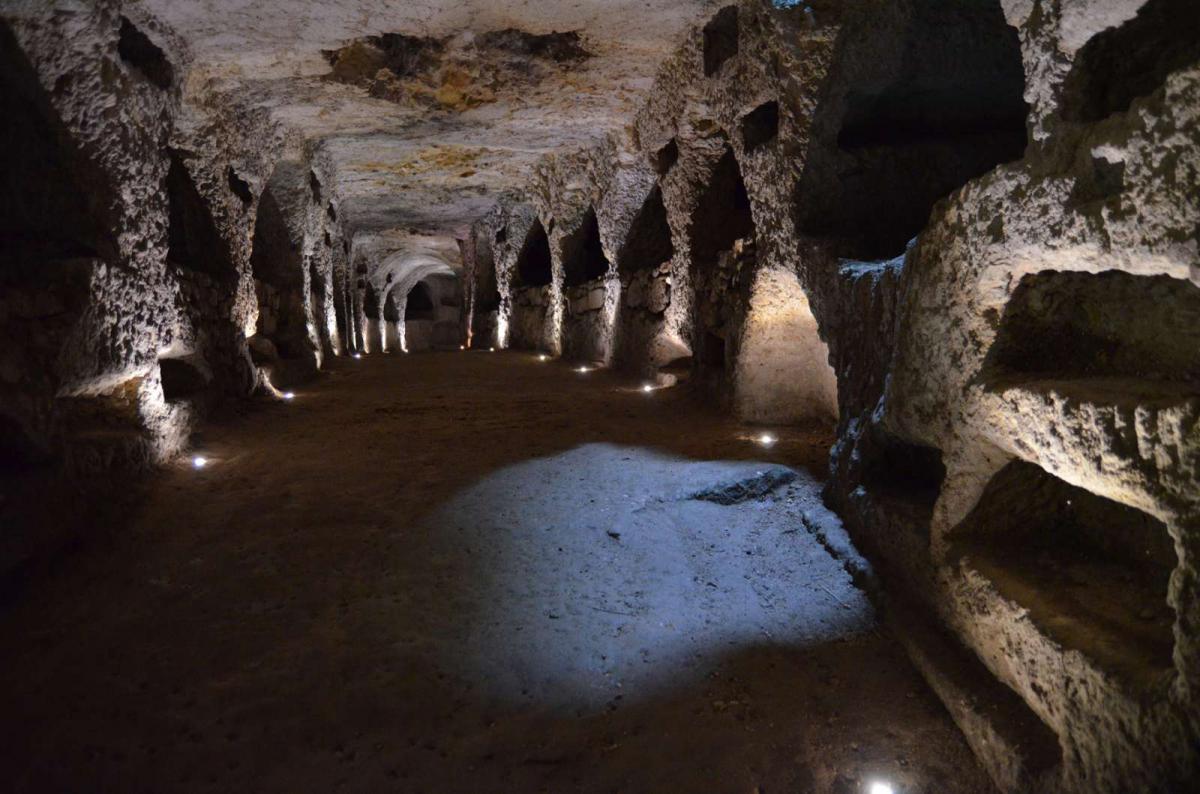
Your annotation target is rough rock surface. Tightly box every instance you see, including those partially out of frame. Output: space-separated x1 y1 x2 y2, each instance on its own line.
2 0 1198 790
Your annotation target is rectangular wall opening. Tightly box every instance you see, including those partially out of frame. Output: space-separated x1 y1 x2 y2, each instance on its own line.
949 460 1177 688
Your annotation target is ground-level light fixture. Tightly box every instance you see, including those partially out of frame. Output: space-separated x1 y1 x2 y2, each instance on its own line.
352 353 362 360
192 456 208 469
758 433 777 447
490 347 496 352
282 391 295 400
576 366 591 374
868 782 894 794
642 383 654 393
538 354 549 362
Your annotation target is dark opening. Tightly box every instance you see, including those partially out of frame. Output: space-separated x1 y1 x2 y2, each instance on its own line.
1 23 115 267
405 282 436 320
250 187 301 288
159 357 209 403
327 203 337 222
561 208 609 287
363 284 380 318
796 0 1028 259
950 460 1177 685
1061 0 1200 122
690 144 755 387
227 166 252 204
117 17 173 90
167 152 236 279
617 186 674 275
324 231 332 247
477 263 500 314
383 290 400 322
741 101 780 152
689 146 754 272
652 139 679 175
861 430 946 511
494 226 507 244
515 218 552 287
309 171 322 204
703 6 739 77
983 270 1200 389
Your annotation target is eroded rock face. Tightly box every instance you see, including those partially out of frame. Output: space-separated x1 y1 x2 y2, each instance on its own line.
2 0 1198 789
470 1 1200 789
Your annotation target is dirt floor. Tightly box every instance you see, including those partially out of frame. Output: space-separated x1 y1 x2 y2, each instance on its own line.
0 351 998 793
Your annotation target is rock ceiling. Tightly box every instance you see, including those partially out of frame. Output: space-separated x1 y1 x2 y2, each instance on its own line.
143 0 721 268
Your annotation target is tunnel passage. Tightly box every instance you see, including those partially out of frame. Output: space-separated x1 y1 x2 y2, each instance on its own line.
949 460 1178 688
475 247 500 314
689 145 755 388
796 0 1029 259
405 281 436 321
561 208 609 288
250 176 314 378
514 218 552 288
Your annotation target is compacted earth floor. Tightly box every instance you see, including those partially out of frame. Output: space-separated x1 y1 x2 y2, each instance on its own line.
0 351 996 793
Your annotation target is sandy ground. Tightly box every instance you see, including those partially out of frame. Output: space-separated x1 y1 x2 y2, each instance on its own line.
0 351 997 793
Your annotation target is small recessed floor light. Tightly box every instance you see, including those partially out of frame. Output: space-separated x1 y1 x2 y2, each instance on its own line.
459 344 465 350
489 347 496 352
642 384 654 393
282 391 295 400
758 433 777 446
192 456 208 469
538 354 549 362
868 782 894 794
577 366 591 373
352 353 362 360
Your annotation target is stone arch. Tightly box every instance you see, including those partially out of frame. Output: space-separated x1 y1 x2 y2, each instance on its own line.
687 143 756 396
514 217 552 288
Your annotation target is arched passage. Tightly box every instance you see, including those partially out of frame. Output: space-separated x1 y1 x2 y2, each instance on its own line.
688 144 755 395
509 216 553 351
561 208 612 361
405 281 436 321
471 230 501 350
514 218 552 288
561 208 609 288
615 183 677 373
249 165 319 386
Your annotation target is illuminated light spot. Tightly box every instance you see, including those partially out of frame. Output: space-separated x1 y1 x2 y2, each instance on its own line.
538 354 549 362
758 433 777 447
460 345 465 350
352 353 362 360
576 366 591 374
868 783 894 794
642 384 654 393
490 347 496 352
192 456 208 469
282 391 295 400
